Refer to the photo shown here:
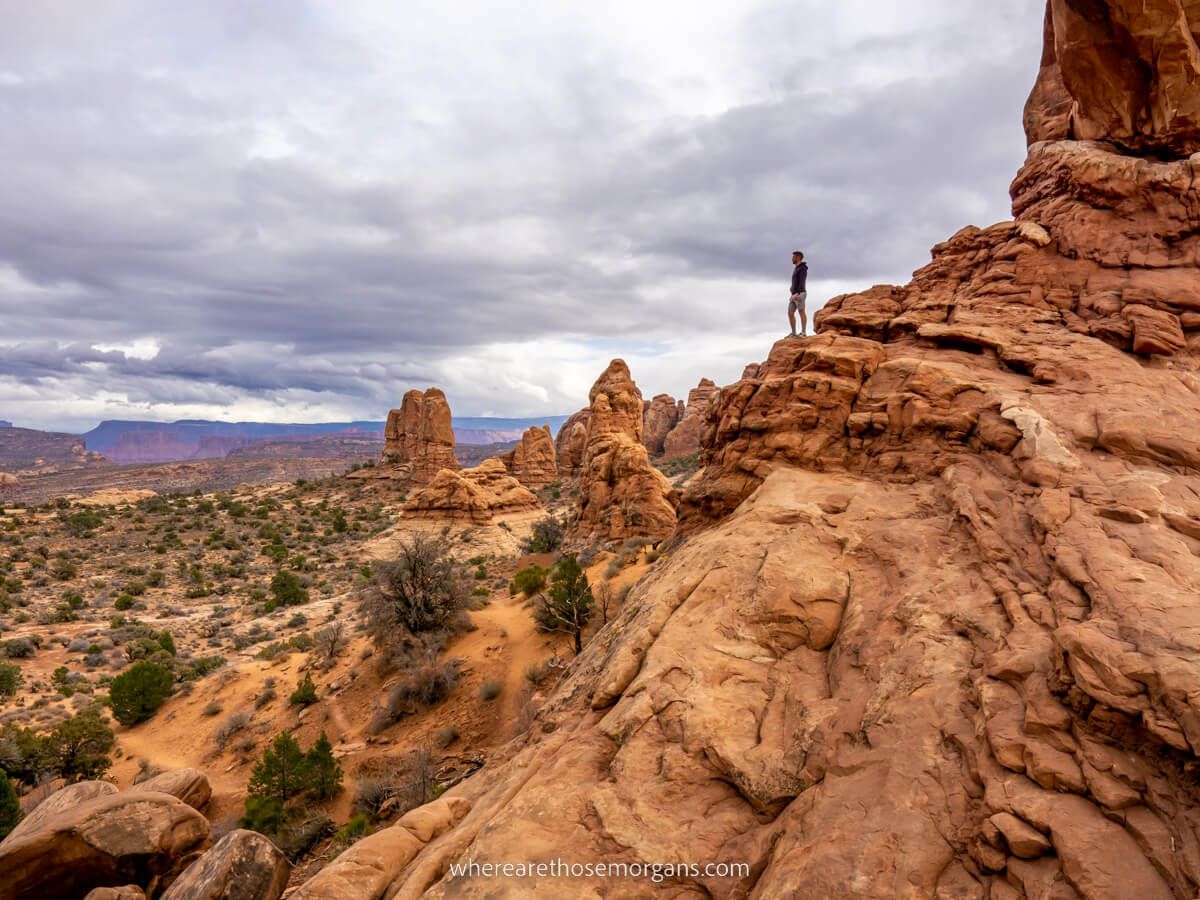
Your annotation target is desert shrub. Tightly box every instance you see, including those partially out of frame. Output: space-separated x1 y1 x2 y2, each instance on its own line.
369 658 461 734
479 679 502 701
113 595 134 611
656 451 700 478
508 565 547 598
334 812 373 845
255 687 277 710
533 554 594 654
269 570 309 609
289 673 318 707
108 661 174 726
3 638 35 659
0 663 22 697
523 516 564 553
214 710 251 750
365 536 469 643
180 656 226 681
50 560 78 581
247 733 309 806
434 724 459 748
202 701 223 717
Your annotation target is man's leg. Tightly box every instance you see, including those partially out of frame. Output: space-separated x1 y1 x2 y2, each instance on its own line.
797 292 808 335
787 297 798 335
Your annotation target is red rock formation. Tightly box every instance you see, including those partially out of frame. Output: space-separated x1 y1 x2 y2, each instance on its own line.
661 378 718 461
641 394 681 457
569 361 677 545
554 408 590 477
402 458 539 525
500 425 558 488
373 7 1200 898
380 388 459 483
0 473 17 492
1025 0 1200 156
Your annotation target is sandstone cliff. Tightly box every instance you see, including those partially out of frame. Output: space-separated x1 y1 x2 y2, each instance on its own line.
379 389 460 483
375 5 1200 897
569 360 677 545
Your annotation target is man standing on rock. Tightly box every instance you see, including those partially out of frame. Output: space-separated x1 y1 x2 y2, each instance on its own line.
788 250 808 337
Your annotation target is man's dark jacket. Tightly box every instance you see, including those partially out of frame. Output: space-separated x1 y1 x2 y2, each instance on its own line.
791 262 808 295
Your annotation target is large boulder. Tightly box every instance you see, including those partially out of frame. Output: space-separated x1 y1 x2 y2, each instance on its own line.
5 780 118 844
0 789 210 899
380 388 460 483
1025 0 1200 156
130 768 211 813
160 829 289 900
569 360 677 546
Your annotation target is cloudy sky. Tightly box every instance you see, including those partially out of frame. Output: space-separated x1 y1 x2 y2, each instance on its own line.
0 0 1045 432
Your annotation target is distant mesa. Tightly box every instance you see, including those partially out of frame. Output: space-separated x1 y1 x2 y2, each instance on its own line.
0 420 12 428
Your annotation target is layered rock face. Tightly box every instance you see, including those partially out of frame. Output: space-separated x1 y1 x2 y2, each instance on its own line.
1025 0 1200 157
403 458 540 524
380 388 459 483
661 378 718 461
641 394 682 456
500 425 558 488
373 9 1200 898
554 408 590 477
569 360 677 545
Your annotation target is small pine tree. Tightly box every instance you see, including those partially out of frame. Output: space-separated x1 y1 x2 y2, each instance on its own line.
108 661 175 726
248 733 309 806
534 554 594 654
305 732 342 801
43 708 115 782
0 771 21 840
289 672 317 706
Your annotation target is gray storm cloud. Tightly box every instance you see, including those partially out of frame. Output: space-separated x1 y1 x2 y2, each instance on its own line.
0 0 1044 431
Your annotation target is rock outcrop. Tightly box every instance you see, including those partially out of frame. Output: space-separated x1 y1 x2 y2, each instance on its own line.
1025 0 1200 157
379 389 459 483
0 788 210 899
159 830 288 900
130 768 211 813
641 394 681 457
554 408 590 477
403 458 540 524
368 8 1200 897
289 796 469 899
0 472 17 492
661 378 718 461
570 360 677 545
500 425 558 488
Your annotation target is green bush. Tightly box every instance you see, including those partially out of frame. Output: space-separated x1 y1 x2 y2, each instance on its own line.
0 662 22 697
108 661 175 726
270 570 309 608
334 812 372 845
508 565 547 598
0 772 21 840
289 672 317 707
43 708 115 782
523 516 565 553
533 554 594 655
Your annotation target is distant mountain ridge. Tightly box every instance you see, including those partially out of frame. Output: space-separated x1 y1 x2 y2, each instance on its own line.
80 416 569 464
